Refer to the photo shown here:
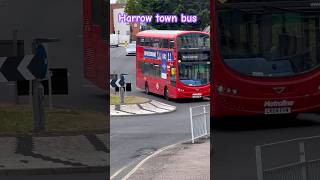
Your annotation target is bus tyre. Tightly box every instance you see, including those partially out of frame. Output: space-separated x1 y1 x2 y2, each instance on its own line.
145 82 149 95
164 87 170 101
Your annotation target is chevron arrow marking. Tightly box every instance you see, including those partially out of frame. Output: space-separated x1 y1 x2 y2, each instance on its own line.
115 79 121 87
18 55 35 80
0 57 8 82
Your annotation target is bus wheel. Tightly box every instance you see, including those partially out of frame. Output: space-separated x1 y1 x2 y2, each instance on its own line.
164 87 170 100
145 82 149 95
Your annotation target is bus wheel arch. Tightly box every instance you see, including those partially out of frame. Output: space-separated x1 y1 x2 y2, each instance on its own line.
164 86 170 100
145 82 150 95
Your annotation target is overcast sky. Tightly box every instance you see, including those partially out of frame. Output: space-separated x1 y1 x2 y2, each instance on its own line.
110 0 116 4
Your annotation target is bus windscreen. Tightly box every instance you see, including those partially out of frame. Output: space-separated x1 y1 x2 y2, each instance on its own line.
216 0 320 77
178 51 210 86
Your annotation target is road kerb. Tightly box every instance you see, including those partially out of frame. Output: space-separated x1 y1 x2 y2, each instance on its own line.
110 100 177 117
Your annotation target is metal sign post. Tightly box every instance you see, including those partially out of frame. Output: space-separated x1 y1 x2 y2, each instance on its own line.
119 74 125 105
31 41 45 132
31 38 59 132
32 79 45 132
29 80 32 106
48 70 53 110
120 87 125 104
12 30 19 105
117 30 120 45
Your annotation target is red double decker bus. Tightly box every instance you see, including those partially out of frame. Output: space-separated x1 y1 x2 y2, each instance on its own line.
136 30 210 100
211 0 320 117
83 0 108 90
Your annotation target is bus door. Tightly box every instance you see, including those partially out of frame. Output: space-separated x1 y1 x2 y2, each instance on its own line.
166 51 176 88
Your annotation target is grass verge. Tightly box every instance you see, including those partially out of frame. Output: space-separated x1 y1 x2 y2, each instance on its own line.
110 95 149 105
0 104 107 135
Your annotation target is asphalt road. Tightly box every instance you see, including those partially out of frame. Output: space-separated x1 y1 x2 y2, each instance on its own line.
110 46 209 179
212 114 320 180
0 173 107 180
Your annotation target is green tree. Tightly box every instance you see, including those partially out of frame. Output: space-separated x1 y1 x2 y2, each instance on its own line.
124 0 209 30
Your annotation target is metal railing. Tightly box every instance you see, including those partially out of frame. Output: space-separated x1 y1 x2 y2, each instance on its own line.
189 104 210 143
256 135 320 180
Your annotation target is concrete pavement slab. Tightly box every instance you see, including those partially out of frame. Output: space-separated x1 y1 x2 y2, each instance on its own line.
120 104 154 115
0 133 108 176
111 100 176 116
128 139 210 180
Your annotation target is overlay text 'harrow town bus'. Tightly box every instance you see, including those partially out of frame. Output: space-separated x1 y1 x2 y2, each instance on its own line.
211 0 320 118
136 30 211 100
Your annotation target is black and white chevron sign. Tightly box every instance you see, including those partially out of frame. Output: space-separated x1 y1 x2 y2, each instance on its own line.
0 55 46 82
110 78 125 88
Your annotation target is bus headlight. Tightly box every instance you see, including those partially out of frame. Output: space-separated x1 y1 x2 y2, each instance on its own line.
217 85 239 95
217 86 224 93
232 89 238 95
178 88 184 92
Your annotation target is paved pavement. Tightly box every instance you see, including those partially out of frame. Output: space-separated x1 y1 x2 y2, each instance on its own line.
0 133 108 176
110 100 176 116
128 139 210 180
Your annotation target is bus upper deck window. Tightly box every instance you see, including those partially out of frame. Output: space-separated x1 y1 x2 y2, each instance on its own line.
163 39 169 49
138 37 145 46
169 40 174 49
153 38 160 48
145 38 151 47
159 39 164 48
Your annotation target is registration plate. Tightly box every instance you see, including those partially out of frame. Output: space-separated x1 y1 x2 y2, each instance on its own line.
264 107 291 115
192 93 202 98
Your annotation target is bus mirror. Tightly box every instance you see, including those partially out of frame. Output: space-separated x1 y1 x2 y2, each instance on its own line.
171 68 176 76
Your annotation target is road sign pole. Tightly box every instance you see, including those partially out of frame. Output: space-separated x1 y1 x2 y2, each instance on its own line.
12 29 19 105
32 80 45 132
120 87 125 104
119 74 126 104
29 80 32 106
39 83 45 130
48 70 53 110
31 41 46 132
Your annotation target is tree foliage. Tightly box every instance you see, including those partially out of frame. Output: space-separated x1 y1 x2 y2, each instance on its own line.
124 0 209 30
116 0 127 3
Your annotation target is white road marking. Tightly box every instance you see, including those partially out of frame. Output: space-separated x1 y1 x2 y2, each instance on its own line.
140 103 169 113
110 100 176 116
110 163 131 180
150 100 176 111
120 104 154 115
110 105 132 116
